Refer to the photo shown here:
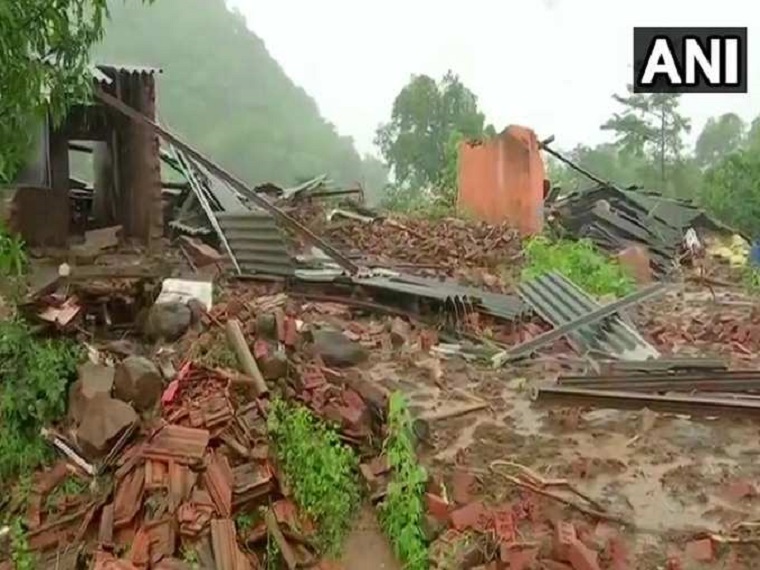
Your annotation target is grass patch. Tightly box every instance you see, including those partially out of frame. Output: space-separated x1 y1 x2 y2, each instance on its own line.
0 320 81 478
522 236 635 298
10 518 36 570
378 393 428 570
742 266 760 295
0 223 27 278
267 400 360 555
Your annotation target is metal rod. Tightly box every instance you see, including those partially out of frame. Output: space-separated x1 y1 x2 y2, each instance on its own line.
559 370 760 384
538 138 610 187
94 88 359 274
492 281 668 366
534 386 760 417
555 379 760 393
168 144 241 274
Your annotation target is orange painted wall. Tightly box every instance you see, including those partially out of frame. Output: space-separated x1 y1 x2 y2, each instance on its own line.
457 125 545 236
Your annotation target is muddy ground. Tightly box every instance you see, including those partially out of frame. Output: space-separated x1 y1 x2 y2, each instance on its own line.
333 284 760 569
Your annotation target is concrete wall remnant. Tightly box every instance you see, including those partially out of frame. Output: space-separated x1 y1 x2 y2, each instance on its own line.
457 125 545 236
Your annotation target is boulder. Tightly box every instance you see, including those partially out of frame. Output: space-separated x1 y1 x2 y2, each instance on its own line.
113 356 163 411
76 395 137 458
255 313 278 340
144 301 192 342
68 362 115 424
312 329 368 368
258 349 289 381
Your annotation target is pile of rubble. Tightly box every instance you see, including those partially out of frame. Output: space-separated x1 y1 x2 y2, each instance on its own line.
292 202 522 278
4 277 407 570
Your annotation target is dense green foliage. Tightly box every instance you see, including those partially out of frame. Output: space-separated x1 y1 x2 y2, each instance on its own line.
549 89 760 239
0 0 153 181
375 71 494 197
0 321 81 478
701 150 760 238
93 0 387 201
267 400 360 555
0 223 27 278
522 237 635 298
379 393 428 570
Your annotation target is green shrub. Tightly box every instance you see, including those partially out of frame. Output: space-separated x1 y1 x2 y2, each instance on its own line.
268 400 360 555
0 320 80 478
379 393 428 570
522 236 635 298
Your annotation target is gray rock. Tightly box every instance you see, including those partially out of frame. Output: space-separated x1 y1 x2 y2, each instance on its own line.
312 329 368 368
144 301 192 342
258 348 289 381
256 313 277 340
68 362 115 424
113 356 163 411
76 395 137 458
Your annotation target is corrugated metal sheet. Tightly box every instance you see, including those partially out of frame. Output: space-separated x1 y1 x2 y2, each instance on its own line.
355 272 526 321
518 272 659 360
97 64 163 76
216 210 294 276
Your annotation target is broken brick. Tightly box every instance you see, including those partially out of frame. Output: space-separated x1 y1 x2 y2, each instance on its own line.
451 469 476 505
179 236 224 268
450 502 486 531
554 521 577 561
723 479 756 502
425 493 450 523
283 316 299 347
685 538 714 563
567 540 600 570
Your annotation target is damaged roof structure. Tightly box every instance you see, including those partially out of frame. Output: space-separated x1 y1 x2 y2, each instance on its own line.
8 64 164 249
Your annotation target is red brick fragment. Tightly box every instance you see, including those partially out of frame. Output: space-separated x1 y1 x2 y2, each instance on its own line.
450 501 485 531
491 506 516 544
567 540 600 570
179 236 224 268
451 469 476 505
685 538 714 563
283 316 299 347
253 340 270 360
425 493 450 523
554 521 577 561
609 536 630 570
723 479 756 502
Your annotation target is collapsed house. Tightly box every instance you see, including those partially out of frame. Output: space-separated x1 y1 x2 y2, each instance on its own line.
8 65 163 249
547 184 739 274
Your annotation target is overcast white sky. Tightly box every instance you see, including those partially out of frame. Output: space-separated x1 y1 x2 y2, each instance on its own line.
228 0 757 157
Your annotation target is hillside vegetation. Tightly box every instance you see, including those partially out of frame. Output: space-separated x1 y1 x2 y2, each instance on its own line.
93 0 387 199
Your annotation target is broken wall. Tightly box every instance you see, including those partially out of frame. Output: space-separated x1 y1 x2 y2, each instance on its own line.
457 125 545 236
111 70 163 249
4 186 69 247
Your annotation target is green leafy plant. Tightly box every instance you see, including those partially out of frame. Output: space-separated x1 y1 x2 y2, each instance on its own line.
0 320 81 478
522 236 635 298
741 266 760 295
0 224 27 278
268 400 360 555
10 518 36 570
378 393 428 570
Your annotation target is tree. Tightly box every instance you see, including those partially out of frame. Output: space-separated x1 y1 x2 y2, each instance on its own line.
700 150 760 237
601 86 691 186
375 71 493 192
745 116 760 152
0 0 155 182
695 113 745 168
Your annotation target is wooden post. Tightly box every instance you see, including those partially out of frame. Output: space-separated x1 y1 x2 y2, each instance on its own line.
225 318 269 397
